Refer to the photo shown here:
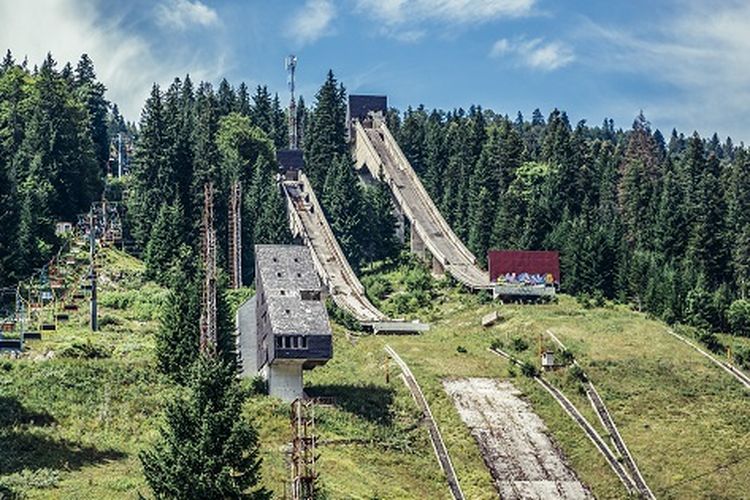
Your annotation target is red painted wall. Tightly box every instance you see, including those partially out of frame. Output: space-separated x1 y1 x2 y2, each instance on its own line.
488 250 560 284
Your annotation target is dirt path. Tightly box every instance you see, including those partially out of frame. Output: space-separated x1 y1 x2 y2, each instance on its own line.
443 378 592 499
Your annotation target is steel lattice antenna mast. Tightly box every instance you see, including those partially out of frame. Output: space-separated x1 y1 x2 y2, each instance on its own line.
200 182 218 355
228 179 242 289
286 55 298 150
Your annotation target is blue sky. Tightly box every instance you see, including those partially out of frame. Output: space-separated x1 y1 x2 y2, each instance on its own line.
2 0 750 142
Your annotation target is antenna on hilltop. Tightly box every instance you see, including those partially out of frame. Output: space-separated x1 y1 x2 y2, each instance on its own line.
286 54 298 149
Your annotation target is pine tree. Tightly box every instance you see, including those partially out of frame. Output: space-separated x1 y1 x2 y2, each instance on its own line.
217 78 236 117
304 70 347 189
250 86 273 137
235 82 251 116
144 200 186 284
399 106 428 175
271 93 288 150
141 354 269 499
74 54 110 174
155 245 201 382
130 84 168 247
727 151 750 296
361 178 399 262
322 154 364 267
687 153 729 288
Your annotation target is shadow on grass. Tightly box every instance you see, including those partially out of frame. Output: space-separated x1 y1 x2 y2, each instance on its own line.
0 397 55 427
0 396 126 475
307 384 395 425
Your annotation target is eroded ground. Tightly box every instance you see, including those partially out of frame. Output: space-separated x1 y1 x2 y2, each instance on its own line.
443 377 591 500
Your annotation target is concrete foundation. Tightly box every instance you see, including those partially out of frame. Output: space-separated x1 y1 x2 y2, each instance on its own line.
266 362 304 402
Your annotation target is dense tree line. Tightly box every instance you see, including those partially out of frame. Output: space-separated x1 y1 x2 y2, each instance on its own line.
0 51 115 285
126 76 292 285
391 106 750 335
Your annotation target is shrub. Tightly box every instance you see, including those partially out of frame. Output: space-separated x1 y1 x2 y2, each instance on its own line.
696 330 724 354
728 300 750 337
490 338 504 351
568 364 587 383
576 293 593 309
364 275 392 301
510 337 529 352
402 265 432 293
1 468 60 491
560 349 575 365
734 346 750 370
59 341 111 359
326 298 362 332
520 361 538 378
98 314 121 329
456 345 467 354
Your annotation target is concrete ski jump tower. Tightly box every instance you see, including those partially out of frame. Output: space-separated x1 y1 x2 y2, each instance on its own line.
237 245 332 401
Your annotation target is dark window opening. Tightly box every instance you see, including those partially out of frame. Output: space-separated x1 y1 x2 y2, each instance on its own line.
300 290 321 301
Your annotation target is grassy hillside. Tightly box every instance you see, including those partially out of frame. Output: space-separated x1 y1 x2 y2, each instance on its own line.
2 250 749 499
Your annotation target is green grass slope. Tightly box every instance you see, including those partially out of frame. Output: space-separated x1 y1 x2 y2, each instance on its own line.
2 250 749 499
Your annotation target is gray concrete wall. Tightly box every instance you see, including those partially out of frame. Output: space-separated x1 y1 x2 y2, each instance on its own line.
268 361 304 402
236 295 258 377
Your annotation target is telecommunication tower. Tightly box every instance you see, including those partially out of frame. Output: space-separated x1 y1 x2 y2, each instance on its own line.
286 55 298 149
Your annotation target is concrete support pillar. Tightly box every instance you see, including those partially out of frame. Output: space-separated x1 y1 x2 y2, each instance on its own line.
393 205 406 244
410 224 425 255
267 362 304 402
431 255 445 277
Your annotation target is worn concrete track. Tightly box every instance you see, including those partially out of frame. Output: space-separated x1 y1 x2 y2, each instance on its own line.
489 347 639 495
283 173 428 334
546 330 655 499
666 328 750 390
353 120 491 291
283 173 385 323
385 345 465 500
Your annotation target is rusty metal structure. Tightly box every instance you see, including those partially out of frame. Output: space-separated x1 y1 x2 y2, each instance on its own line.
228 179 243 289
200 182 218 355
290 398 317 500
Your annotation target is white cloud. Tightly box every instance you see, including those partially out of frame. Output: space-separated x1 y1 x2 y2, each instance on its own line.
490 39 511 57
580 1 750 140
286 0 336 46
490 37 574 71
0 0 226 121
155 0 219 30
357 0 536 25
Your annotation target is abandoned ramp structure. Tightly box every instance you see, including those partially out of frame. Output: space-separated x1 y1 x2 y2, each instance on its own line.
444 378 592 499
282 171 428 334
351 98 491 291
238 244 332 401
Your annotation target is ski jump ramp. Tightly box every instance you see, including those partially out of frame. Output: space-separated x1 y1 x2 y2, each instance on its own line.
352 117 491 291
282 172 427 333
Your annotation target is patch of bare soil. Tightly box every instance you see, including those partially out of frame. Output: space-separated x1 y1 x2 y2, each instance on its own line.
443 378 591 499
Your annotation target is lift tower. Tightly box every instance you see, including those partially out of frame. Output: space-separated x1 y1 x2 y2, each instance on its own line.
286 55 298 149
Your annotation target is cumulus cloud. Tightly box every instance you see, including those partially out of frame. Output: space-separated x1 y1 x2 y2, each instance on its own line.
357 0 536 25
490 37 574 71
155 0 219 30
0 0 226 121
286 0 336 46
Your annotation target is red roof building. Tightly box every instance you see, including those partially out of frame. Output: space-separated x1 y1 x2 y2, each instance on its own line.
488 250 560 285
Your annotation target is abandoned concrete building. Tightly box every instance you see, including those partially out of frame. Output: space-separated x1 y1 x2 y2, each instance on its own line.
237 244 332 401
